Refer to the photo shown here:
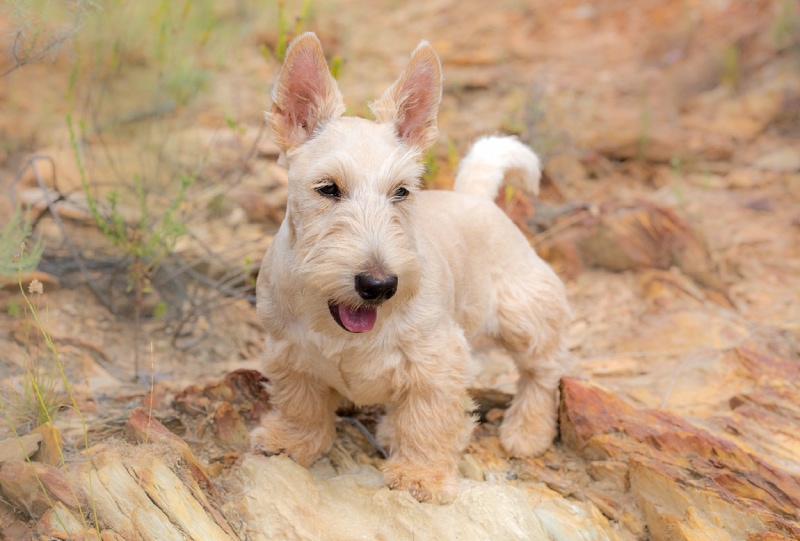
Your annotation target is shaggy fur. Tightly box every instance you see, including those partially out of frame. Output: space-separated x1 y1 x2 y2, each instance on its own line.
250 32 570 503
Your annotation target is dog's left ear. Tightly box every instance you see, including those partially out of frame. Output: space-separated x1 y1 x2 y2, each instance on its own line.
370 41 442 152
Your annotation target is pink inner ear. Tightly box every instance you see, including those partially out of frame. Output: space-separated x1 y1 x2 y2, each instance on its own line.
281 48 328 133
397 65 437 140
388 52 440 150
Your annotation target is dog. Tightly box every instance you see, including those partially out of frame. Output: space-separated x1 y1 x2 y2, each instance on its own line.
250 32 569 503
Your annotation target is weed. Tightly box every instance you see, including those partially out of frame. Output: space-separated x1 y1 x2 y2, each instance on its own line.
0 208 43 280
3 281 65 431
773 0 800 49
422 146 440 187
508 84 570 163
0 0 97 78
0 252 100 535
68 112 195 380
329 53 344 80
637 91 652 162
670 154 689 215
721 45 741 89
260 0 344 79
271 0 313 62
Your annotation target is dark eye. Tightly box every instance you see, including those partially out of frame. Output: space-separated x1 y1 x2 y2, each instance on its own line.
316 181 341 199
393 186 410 201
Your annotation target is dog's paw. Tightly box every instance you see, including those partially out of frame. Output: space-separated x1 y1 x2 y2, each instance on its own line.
249 425 283 456
499 426 554 457
249 413 328 466
499 409 557 457
382 459 457 504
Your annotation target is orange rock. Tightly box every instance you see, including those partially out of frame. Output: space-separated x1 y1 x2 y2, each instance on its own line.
31 422 64 466
126 407 216 497
211 401 250 452
560 377 800 539
0 460 85 519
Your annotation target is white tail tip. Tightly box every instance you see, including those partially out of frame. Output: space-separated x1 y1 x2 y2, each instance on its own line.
453 136 541 201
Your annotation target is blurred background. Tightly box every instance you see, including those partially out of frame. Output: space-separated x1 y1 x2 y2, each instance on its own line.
1 1 799 539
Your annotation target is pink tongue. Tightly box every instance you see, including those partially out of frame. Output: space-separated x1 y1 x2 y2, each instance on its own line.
338 305 377 332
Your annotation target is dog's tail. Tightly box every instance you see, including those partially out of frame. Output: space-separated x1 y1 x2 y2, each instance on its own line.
452 136 541 201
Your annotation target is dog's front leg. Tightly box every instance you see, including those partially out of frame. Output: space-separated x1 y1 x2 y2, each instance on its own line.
380 331 475 504
250 360 339 466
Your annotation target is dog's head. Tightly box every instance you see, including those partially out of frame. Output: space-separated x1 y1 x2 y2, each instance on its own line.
266 33 442 334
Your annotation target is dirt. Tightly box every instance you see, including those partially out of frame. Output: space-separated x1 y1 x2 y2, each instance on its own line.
1 0 799 539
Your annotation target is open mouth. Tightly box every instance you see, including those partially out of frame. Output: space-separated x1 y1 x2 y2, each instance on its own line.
328 301 378 333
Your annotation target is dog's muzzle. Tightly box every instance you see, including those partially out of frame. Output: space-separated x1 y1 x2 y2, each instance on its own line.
328 273 398 333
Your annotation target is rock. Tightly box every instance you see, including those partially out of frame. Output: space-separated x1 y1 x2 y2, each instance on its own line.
540 199 730 301
174 369 272 424
235 450 622 541
575 104 684 162
16 148 83 192
0 460 85 519
753 147 800 172
36 500 86 538
682 88 784 144
1 520 33 541
559 377 800 540
100 531 128 541
70 448 239 541
0 433 42 464
30 422 63 466
210 401 250 453
0 271 61 292
125 408 217 497
127 454 236 541
77 451 187 541
725 168 761 188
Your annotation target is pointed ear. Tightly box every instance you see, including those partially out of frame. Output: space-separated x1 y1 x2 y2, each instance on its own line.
268 32 346 151
370 41 442 152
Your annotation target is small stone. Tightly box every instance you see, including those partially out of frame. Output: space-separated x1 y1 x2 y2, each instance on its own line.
753 147 800 172
211 402 250 452
0 433 42 464
36 501 85 538
31 422 64 466
0 460 84 519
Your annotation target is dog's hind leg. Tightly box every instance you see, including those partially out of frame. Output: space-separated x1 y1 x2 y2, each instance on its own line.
494 257 569 458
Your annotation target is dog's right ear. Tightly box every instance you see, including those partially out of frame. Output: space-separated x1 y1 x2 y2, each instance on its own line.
268 32 346 151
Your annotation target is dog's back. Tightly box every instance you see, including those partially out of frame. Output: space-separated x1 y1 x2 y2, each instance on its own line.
412 135 552 337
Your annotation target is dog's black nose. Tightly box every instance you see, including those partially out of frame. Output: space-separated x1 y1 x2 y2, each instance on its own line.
355 273 398 303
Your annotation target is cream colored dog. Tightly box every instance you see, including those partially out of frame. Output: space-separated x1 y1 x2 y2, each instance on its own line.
250 32 569 503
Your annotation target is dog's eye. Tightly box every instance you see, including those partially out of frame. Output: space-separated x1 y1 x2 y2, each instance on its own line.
392 186 410 201
316 182 341 199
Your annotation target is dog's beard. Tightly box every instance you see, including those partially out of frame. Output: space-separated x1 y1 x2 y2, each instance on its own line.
328 302 378 333
293 205 421 335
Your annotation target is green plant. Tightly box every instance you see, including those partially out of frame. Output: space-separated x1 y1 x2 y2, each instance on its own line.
329 53 344 80
3 280 65 430
670 154 689 214
773 0 800 49
271 0 313 62
422 146 440 187
0 208 44 279
0 254 100 535
68 112 195 378
637 91 652 162
0 0 96 78
721 45 741 89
